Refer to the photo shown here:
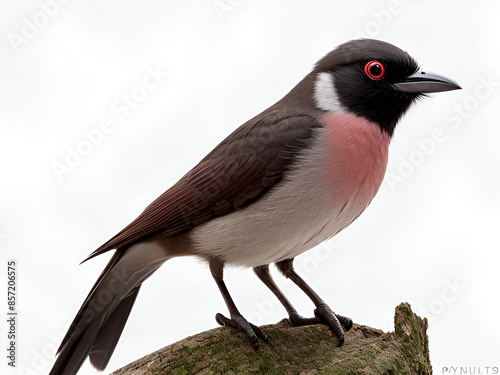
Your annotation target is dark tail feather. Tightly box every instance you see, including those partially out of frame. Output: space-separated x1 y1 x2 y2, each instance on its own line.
49 322 98 375
50 243 170 375
89 286 141 370
55 250 124 357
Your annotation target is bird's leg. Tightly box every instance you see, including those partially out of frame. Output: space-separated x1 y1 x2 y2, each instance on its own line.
275 258 352 346
209 258 268 349
253 265 321 326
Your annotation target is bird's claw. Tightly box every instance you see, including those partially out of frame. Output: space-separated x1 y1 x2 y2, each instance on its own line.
215 312 268 349
314 303 352 346
314 304 353 331
287 304 352 347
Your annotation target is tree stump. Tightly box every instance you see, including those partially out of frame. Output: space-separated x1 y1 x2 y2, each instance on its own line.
111 302 431 374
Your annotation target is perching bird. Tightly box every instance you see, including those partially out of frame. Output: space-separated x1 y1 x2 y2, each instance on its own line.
50 39 460 375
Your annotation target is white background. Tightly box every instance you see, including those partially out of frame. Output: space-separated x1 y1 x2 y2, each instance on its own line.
1 1 499 374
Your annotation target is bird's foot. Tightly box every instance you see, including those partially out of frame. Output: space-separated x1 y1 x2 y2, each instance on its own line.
215 312 268 349
287 304 352 347
287 309 322 326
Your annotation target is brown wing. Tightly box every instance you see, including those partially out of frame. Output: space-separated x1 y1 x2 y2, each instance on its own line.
83 112 322 261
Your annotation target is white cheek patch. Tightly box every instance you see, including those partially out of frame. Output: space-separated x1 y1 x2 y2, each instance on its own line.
313 72 348 113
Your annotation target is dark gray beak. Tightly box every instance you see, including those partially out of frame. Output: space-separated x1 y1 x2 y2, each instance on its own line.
393 70 461 93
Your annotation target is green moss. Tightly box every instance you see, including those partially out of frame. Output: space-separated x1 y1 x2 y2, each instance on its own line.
211 341 224 356
393 303 432 374
258 351 276 373
378 340 389 350
209 364 222 373
175 359 194 375
123 303 431 375
303 325 331 341
353 344 377 361
379 355 409 374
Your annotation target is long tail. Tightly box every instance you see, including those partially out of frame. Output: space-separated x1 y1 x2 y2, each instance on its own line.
50 242 171 375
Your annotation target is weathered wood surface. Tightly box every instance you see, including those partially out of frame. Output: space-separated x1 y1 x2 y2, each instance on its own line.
111 303 431 375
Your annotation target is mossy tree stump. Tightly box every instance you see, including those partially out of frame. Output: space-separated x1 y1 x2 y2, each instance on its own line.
111 303 431 374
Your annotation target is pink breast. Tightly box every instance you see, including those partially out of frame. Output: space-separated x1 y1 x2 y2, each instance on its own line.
321 113 390 212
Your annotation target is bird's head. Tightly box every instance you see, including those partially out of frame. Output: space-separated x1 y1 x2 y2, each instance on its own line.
311 39 461 136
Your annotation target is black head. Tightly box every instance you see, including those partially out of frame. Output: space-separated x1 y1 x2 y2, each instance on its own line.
312 39 461 136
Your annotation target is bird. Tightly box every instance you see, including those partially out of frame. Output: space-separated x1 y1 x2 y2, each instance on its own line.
49 38 461 375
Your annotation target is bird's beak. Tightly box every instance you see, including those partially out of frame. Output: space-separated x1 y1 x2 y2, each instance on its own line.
393 70 461 93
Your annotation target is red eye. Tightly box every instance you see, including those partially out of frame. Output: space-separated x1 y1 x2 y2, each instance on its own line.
364 60 385 80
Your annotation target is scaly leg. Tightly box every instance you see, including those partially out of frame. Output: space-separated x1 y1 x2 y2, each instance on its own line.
210 258 268 349
257 258 352 346
253 265 321 326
